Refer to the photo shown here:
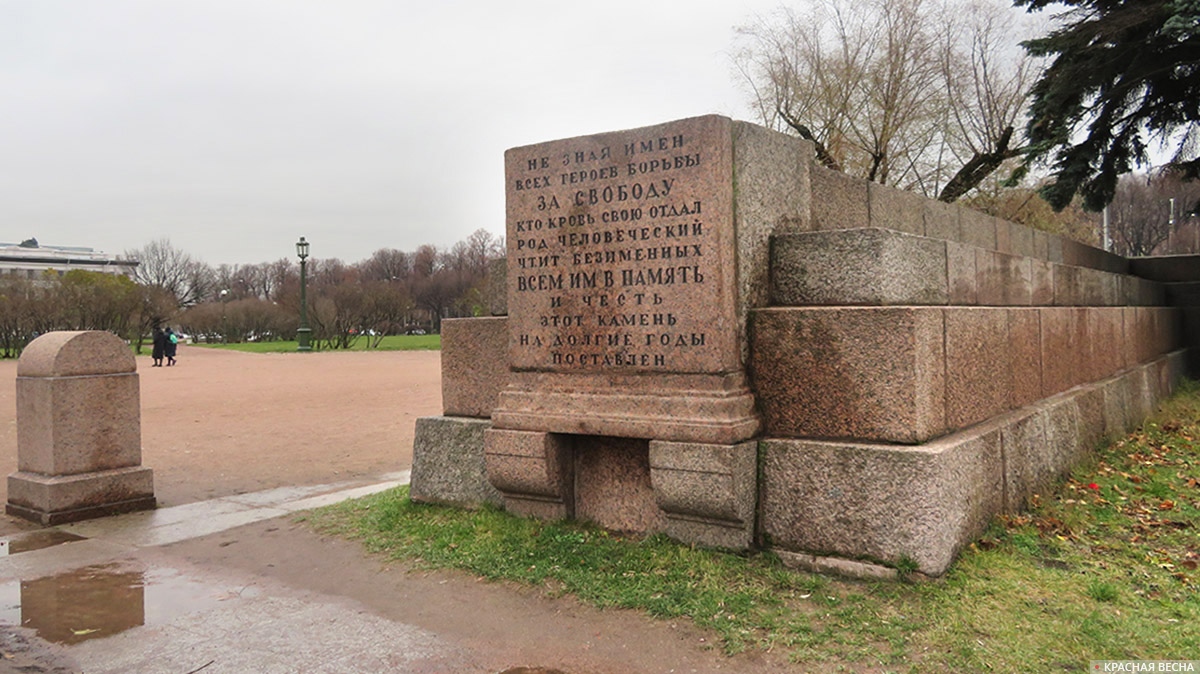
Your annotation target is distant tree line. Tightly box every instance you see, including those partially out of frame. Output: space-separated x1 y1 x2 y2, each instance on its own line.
0 228 503 357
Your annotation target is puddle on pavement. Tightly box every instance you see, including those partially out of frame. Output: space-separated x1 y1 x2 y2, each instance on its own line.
499 669 569 674
0 530 87 556
0 562 261 645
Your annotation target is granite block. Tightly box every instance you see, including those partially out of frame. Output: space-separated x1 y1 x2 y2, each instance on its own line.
16 375 142 476
1099 271 1123 306
976 250 1031 305
758 351 1182 577
1044 395 1085 469
9 331 153 525
1033 230 1050 260
1160 306 1185 355
1030 259 1055 305
758 428 1003 576
1000 410 1047 512
410 416 502 508
732 122 813 319
994 218 1012 254
505 115 742 375
574 436 664 534
1008 309 1042 409
960 210 997 250
483 429 573 511
1165 281 1200 306
1126 364 1155 423
1077 268 1111 305
649 439 757 549
947 240 978 305
1010 223 1036 258
1101 377 1133 435
1087 308 1124 382
6 467 155 525
923 199 961 241
1124 274 1162 306
868 182 924 236
1060 238 1088 267
1047 235 1064 263
649 440 756 521
1132 306 1155 365
769 229 948 306
441 316 508 418
775 551 899 580
751 307 946 443
1128 254 1200 282
1101 248 1129 275
1051 265 1077 305
811 165 869 230
17 331 136 377
1040 308 1086 396
945 309 1011 431
1076 386 1107 454
1186 311 1200 377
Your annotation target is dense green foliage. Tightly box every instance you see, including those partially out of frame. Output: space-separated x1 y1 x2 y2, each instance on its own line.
1017 0 1200 210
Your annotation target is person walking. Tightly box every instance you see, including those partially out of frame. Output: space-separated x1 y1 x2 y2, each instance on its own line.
151 327 166 367
164 327 179 366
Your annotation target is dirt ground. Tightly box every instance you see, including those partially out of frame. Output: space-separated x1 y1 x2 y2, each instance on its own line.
0 345 796 673
0 345 441 516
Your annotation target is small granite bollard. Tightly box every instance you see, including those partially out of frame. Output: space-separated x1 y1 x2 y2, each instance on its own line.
7 331 155 525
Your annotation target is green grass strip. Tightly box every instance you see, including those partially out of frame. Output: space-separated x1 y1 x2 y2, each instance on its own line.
308 379 1200 671
188 334 440 353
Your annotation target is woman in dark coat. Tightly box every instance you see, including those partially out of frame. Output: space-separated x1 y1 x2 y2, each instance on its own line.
151 327 166 367
164 327 178 366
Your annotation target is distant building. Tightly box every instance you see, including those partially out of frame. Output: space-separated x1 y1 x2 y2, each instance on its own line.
0 239 138 281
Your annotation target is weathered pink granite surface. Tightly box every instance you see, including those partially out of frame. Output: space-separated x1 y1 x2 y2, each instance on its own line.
8 331 154 524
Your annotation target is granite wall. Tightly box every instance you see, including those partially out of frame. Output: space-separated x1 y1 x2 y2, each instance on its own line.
410 115 1191 578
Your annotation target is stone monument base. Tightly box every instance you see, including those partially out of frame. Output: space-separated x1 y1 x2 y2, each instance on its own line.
494 372 760 445
7 466 156 525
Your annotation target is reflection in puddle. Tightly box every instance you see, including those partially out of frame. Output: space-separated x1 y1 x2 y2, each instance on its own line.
0 562 260 645
0 530 87 556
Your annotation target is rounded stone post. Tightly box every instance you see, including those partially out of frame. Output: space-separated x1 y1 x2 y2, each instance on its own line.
6 331 155 524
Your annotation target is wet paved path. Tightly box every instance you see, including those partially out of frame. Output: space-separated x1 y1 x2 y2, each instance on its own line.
0 474 787 674
0 472 487 673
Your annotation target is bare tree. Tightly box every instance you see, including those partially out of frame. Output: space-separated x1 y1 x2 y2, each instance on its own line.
735 0 1041 200
462 228 503 276
1107 170 1200 257
935 2 1041 201
411 245 439 279
125 238 214 307
359 248 412 283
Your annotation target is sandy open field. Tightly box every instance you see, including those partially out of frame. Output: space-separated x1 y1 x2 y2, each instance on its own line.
0 345 443 516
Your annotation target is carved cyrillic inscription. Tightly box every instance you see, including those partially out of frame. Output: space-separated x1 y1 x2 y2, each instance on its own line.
505 116 735 374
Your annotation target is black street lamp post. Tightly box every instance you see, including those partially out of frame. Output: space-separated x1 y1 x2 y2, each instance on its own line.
219 289 229 344
296 237 312 352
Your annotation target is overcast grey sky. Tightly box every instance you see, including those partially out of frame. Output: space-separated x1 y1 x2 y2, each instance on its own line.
1 0 788 266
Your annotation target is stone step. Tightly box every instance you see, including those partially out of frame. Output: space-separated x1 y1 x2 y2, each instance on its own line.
770 227 1164 307
757 350 1188 576
1129 254 1200 283
1166 281 1200 306
749 305 1183 444
811 165 1128 274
